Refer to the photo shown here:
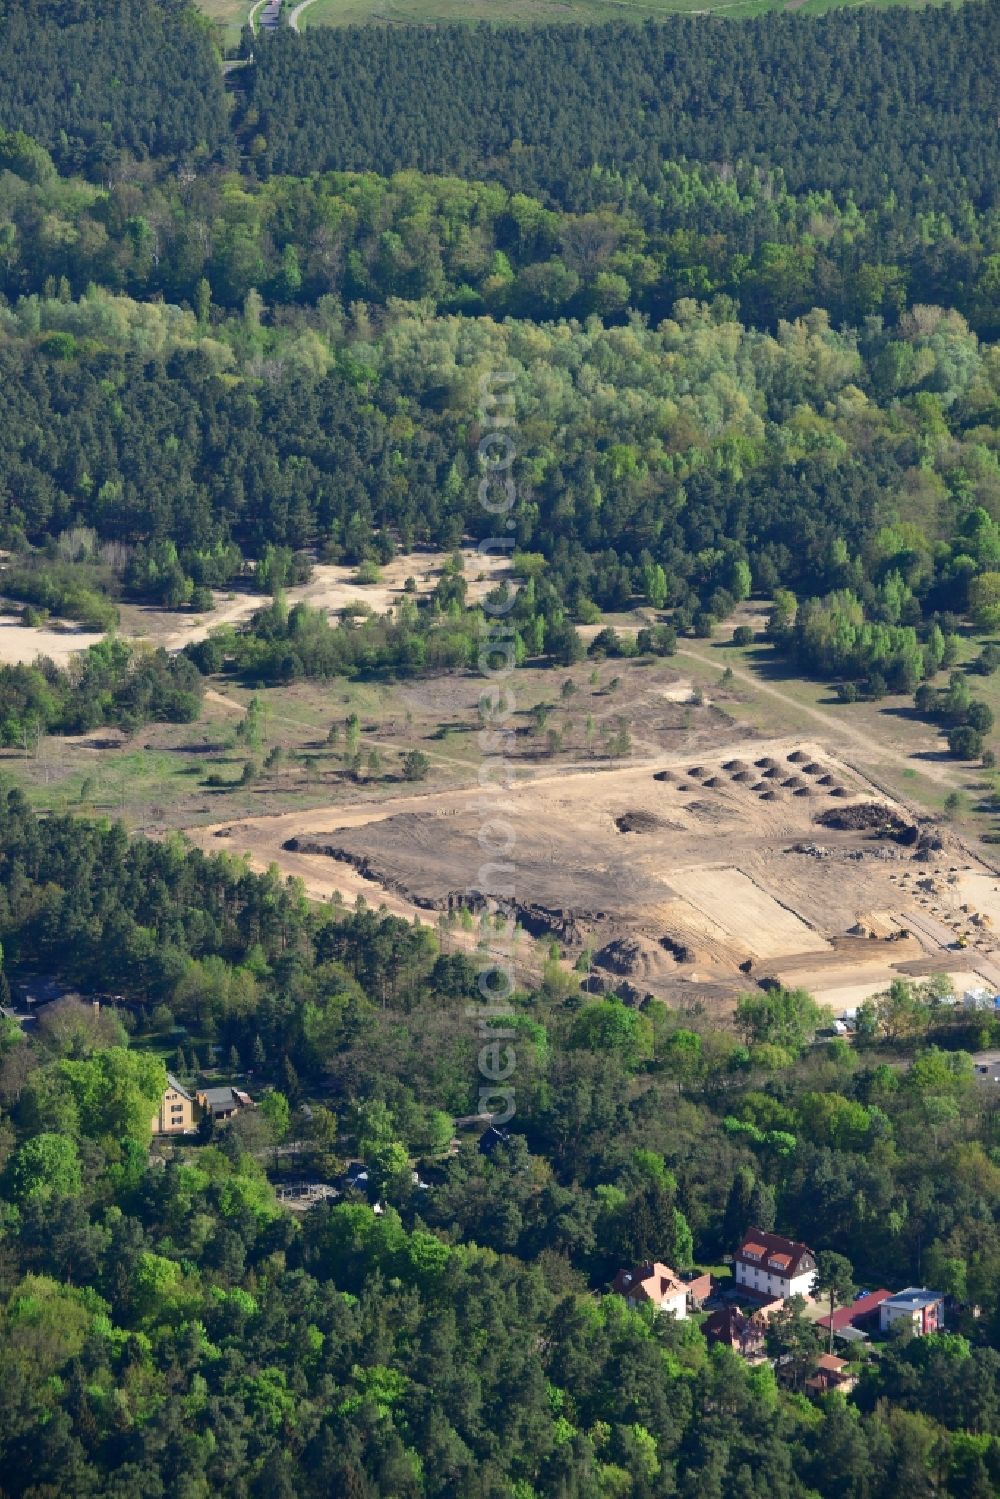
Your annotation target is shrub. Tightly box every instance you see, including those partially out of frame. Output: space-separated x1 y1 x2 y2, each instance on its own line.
947 724 984 760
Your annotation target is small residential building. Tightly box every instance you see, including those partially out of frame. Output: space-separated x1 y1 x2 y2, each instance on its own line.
733 1227 817 1301
611 1262 688 1319
735 1288 785 1321
703 1305 767 1362
681 1270 713 1309
152 1074 197 1135
879 1288 945 1337
340 1161 370 1192
805 1353 858 1397
817 1288 892 1339
196 1084 253 1122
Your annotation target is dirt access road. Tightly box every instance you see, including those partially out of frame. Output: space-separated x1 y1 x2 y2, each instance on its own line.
676 645 966 793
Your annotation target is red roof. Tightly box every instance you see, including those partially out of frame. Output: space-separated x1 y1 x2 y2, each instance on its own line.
817 1289 892 1331
611 1262 686 1304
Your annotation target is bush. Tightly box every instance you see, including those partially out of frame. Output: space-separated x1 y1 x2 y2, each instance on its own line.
402 749 430 781
973 643 1000 675
732 625 754 647
967 701 994 734
947 724 984 760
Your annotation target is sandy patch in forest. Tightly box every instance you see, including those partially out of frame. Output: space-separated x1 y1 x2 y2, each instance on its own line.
0 546 511 663
0 614 105 666
132 546 512 651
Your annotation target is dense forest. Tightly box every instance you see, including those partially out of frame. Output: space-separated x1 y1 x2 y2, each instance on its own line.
0 0 229 176
241 8 1000 224
2 144 997 335
0 286 996 638
0 791 998 1495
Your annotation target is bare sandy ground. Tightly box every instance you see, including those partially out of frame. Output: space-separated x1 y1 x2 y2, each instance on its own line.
0 547 511 663
182 734 1000 1008
813 970 992 1014
148 547 511 652
0 614 105 666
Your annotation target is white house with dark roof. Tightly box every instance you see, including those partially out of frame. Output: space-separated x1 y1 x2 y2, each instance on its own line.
734 1227 817 1301
879 1288 944 1337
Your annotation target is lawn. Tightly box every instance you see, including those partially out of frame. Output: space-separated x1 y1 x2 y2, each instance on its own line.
293 0 954 26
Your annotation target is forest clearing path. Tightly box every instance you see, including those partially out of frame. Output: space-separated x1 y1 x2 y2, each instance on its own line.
674 645 963 791
288 0 320 29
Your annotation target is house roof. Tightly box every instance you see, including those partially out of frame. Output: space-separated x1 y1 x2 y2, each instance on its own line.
197 1085 252 1115
611 1262 686 1303
882 1287 943 1311
200 1086 239 1106
704 1306 765 1348
818 1289 892 1331
736 1287 785 1315
815 1354 849 1373
165 1073 194 1102
735 1226 815 1278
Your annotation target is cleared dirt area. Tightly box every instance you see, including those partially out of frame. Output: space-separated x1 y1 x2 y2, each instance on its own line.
0 613 104 666
183 728 1000 1012
129 546 510 652
0 547 509 663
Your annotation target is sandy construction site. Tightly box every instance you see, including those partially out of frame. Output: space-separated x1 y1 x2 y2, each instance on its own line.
185 735 1000 1014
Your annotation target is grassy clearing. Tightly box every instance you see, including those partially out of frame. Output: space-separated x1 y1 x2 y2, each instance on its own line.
678 608 1000 838
294 0 951 25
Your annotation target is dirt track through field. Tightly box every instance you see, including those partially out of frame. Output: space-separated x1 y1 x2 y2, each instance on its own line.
675 647 963 789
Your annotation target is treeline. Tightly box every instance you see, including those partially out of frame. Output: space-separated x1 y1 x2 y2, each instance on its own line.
2 145 998 334
0 293 995 627
242 8 1000 226
0 638 203 742
0 0 229 177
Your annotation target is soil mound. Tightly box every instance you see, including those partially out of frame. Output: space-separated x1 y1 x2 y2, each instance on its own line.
815 802 917 842
616 810 670 834
594 935 676 979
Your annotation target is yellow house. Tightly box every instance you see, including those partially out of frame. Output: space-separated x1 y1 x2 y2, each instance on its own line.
152 1074 198 1135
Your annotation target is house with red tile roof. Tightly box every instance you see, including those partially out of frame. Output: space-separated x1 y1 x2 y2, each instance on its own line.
611 1262 688 1319
733 1227 817 1301
805 1354 857 1396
